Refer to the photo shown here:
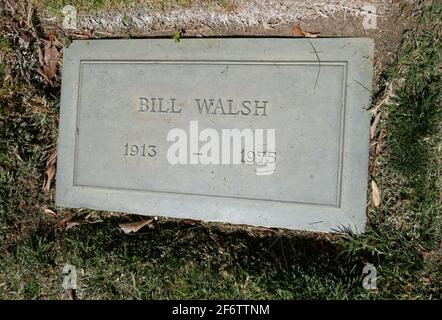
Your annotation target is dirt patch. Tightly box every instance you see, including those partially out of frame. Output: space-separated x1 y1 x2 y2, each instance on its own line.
37 1 419 90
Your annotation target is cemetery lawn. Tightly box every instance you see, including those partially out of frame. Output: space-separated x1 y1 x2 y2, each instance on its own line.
0 1 440 299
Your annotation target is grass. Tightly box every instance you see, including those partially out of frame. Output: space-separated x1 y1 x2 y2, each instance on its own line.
0 218 365 299
0 0 441 299
45 0 135 15
41 0 233 16
338 1 441 298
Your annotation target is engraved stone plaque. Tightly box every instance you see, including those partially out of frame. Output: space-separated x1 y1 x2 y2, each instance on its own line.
56 38 373 233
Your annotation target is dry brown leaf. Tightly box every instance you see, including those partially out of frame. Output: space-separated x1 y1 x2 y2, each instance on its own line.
36 68 51 84
43 45 59 80
371 180 381 207
291 25 304 37
183 219 199 225
303 31 320 38
254 226 279 235
368 82 394 115
370 112 382 140
38 40 60 84
66 221 81 230
55 213 74 228
43 165 55 192
291 25 320 38
119 219 155 234
46 150 57 166
376 130 383 154
38 46 44 66
43 208 57 216
43 150 57 192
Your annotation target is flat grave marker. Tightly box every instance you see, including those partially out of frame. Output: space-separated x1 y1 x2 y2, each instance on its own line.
56 38 373 232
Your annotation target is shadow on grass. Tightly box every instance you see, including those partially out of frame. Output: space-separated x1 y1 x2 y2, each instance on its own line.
1 216 366 299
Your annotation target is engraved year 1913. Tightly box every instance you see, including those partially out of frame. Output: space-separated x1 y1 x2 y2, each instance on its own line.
124 143 157 157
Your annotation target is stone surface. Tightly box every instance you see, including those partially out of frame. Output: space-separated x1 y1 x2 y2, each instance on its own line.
56 38 373 233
